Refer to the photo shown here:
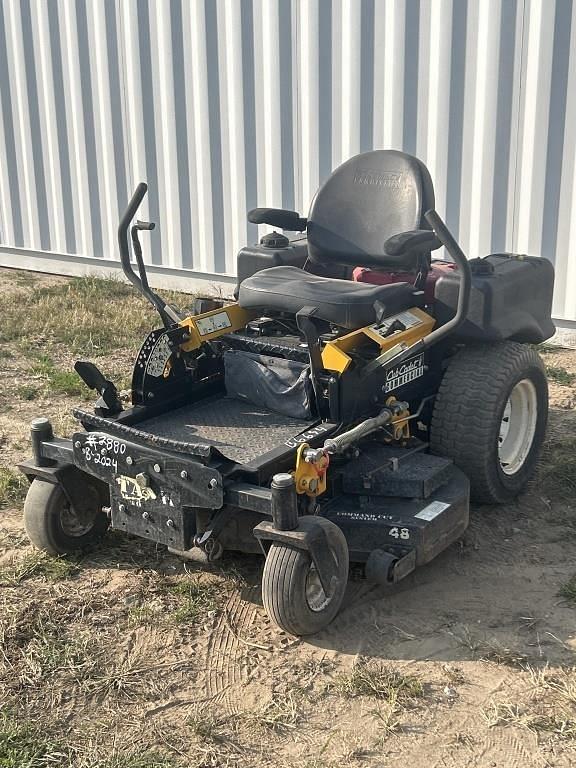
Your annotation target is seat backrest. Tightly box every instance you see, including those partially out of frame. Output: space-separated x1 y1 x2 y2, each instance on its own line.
307 150 435 268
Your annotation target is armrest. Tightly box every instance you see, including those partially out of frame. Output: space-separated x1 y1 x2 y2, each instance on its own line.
384 229 441 257
247 207 307 231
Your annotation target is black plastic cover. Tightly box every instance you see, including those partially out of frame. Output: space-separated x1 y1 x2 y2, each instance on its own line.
236 239 309 287
434 254 555 343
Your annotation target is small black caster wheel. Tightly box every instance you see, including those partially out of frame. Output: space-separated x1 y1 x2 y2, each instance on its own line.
23 478 109 555
261 516 349 636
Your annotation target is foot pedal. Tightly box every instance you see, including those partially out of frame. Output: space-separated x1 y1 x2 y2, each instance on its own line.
74 360 123 416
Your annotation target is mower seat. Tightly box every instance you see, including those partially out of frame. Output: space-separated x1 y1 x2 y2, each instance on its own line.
238 265 416 329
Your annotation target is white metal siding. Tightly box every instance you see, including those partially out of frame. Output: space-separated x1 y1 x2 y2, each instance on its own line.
0 0 574 321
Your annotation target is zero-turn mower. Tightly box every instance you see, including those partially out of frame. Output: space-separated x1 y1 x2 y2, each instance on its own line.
20 150 555 635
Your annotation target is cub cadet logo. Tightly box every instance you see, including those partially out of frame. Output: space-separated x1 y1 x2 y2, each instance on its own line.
116 475 157 504
385 353 425 392
353 170 406 189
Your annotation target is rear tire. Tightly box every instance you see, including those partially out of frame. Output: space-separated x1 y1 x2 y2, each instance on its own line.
24 478 109 555
261 516 349 636
430 342 548 504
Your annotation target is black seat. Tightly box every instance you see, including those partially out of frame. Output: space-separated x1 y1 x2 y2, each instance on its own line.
239 150 436 329
239 266 416 329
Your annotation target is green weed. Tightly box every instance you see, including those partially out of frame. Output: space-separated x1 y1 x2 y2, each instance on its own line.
559 575 576 603
0 711 178 768
0 713 64 768
546 366 576 386
334 660 424 704
0 551 79 585
16 384 39 401
0 466 27 509
31 355 87 397
168 579 220 624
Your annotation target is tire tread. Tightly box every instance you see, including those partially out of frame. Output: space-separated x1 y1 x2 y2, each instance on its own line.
430 342 547 503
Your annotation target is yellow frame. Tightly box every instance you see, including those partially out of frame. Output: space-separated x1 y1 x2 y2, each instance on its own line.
179 303 257 352
177 303 435 377
321 307 435 373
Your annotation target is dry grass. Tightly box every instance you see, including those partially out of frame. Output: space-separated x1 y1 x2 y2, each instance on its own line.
0 550 79 585
538 434 576 499
0 711 179 767
484 701 576 739
0 467 27 509
0 273 194 448
0 276 152 357
331 660 425 744
449 626 530 667
334 659 424 704
1 269 575 766
0 575 213 765
483 666 576 741
0 274 194 358
558 575 576 603
240 689 302 733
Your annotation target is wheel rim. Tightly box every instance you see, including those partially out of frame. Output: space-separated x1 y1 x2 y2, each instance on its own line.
498 378 538 476
305 546 341 613
305 565 331 612
59 489 100 537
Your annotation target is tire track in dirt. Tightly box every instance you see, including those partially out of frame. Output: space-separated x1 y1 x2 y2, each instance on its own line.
474 728 548 768
204 585 265 713
388 669 517 768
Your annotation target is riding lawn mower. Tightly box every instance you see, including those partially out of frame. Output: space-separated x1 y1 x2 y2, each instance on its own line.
19 150 555 635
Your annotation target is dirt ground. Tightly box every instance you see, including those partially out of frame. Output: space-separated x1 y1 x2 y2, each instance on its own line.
1 266 576 767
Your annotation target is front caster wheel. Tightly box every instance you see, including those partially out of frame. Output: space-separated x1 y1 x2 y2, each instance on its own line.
261 516 349 636
24 478 109 556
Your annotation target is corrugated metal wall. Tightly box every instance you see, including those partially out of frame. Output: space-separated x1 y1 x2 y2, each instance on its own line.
0 0 575 322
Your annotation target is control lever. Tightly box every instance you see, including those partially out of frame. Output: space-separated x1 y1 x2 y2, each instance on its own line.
130 220 181 325
118 184 181 327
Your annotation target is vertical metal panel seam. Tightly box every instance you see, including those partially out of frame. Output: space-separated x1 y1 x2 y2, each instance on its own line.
510 0 527 248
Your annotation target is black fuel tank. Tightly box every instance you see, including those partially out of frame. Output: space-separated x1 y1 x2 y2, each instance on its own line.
236 237 308 287
434 253 555 343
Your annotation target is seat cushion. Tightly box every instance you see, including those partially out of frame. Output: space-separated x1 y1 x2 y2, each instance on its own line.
238 266 416 329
